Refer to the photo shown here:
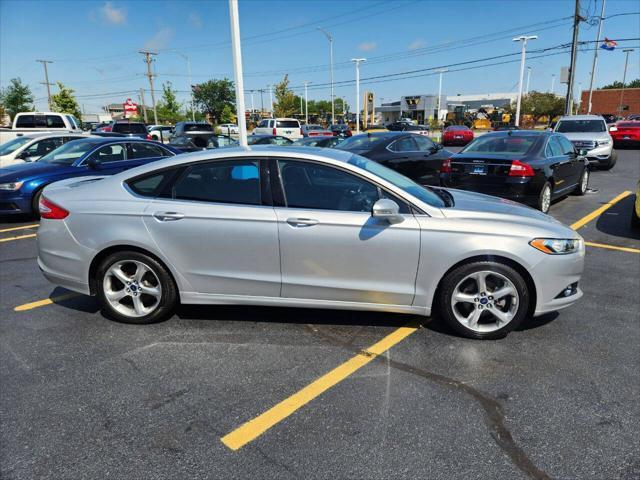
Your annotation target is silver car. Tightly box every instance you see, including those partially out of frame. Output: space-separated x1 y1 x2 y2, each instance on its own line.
554 115 616 169
36 146 585 339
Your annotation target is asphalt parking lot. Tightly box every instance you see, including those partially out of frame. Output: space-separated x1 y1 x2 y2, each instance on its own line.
1 147 639 480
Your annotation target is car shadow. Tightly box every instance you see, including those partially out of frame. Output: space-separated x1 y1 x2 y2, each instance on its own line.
595 194 640 241
424 311 559 338
0 214 37 224
50 287 100 314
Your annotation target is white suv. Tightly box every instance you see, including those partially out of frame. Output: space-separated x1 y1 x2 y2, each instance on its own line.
554 115 616 170
253 118 302 140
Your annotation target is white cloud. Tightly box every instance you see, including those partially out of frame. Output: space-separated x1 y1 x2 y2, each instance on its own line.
358 41 377 52
408 38 426 50
99 2 126 25
188 12 203 29
144 27 174 51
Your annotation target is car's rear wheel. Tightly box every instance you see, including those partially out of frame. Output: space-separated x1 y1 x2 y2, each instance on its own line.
437 261 530 340
574 168 589 196
96 251 177 324
538 181 553 213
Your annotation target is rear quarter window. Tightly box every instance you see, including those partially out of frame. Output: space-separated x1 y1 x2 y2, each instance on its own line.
126 170 177 197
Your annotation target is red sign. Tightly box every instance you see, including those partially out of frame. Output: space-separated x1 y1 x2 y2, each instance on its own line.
123 98 138 118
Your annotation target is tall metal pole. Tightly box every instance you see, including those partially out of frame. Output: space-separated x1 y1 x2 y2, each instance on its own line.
565 0 582 115
139 88 148 123
618 49 634 117
551 74 556 93
351 58 366 134
318 27 335 124
36 60 54 110
513 35 537 127
228 0 247 147
304 81 310 124
587 0 606 113
260 89 264 115
436 69 448 124
139 50 158 124
268 84 273 115
526 66 532 94
175 52 195 122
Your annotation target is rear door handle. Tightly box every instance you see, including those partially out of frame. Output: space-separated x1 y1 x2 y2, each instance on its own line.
286 217 318 227
153 211 184 222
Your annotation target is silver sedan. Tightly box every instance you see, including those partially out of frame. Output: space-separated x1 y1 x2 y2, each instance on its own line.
36 146 585 339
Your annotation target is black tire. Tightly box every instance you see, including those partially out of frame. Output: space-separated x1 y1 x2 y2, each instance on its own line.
96 251 178 324
600 150 617 170
437 261 530 340
573 168 589 196
31 188 44 219
537 181 553 213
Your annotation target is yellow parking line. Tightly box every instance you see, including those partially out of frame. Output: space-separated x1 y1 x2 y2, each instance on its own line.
585 241 640 254
570 191 632 230
0 233 37 243
221 323 419 451
14 293 79 312
0 224 38 233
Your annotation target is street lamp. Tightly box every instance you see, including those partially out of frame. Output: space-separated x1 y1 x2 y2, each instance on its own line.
435 69 448 124
513 35 538 127
303 81 311 124
317 27 335 124
618 49 635 116
351 58 366 134
174 51 195 122
525 66 532 94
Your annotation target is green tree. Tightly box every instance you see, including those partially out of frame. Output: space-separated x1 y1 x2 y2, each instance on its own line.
601 78 640 89
0 77 34 119
193 78 235 124
156 82 184 124
516 91 565 124
50 82 82 119
273 75 298 118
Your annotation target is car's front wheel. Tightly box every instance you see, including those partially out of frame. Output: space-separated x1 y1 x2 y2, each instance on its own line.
437 261 530 340
96 251 177 324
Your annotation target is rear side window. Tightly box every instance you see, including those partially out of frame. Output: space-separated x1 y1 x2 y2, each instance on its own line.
169 160 260 205
390 137 417 152
15 115 35 128
87 144 126 163
557 136 576 155
129 142 170 159
47 115 65 128
276 120 300 128
127 170 176 197
113 123 147 134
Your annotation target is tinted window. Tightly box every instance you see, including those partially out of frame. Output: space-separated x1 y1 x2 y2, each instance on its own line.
183 123 213 132
391 137 417 152
127 170 175 197
462 135 537 155
129 142 169 159
278 160 379 212
546 137 564 157
413 135 435 151
46 115 65 128
113 123 147 134
25 137 64 157
276 120 300 128
556 120 606 133
557 136 576 155
170 160 260 205
15 115 35 128
87 144 126 163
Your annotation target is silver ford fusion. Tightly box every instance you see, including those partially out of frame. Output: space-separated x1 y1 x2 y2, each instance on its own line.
36 146 585 339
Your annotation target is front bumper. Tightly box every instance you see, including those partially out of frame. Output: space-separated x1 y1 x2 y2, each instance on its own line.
582 144 613 165
0 190 32 215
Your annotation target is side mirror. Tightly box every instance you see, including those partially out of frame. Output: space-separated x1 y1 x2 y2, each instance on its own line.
86 157 101 169
578 149 588 157
372 199 404 224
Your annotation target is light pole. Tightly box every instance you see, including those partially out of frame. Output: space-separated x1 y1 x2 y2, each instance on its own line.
551 74 556 94
228 0 247 147
351 58 366 134
268 84 273 116
587 0 606 113
174 51 195 121
317 27 335 124
618 49 634 117
525 66 532 94
304 81 310 124
436 69 448 124
513 35 537 127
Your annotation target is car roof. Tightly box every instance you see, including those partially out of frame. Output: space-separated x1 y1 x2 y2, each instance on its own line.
558 115 605 121
482 130 551 137
12 132 84 140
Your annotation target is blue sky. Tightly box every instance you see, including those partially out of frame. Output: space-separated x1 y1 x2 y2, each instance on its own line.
1 0 638 114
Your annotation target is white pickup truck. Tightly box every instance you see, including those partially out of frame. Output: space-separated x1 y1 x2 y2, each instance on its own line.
0 112 83 144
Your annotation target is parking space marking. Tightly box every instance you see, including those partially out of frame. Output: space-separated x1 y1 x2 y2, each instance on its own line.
221 323 419 451
14 293 79 312
585 241 640 254
0 233 37 243
0 224 39 233
570 190 632 230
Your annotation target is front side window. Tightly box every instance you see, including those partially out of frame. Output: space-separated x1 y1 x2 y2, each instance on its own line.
546 137 564 157
390 136 418 152
87 144 126 163
129 142 170 159
169 160 260 205
558 136 576 155
278 159 379 212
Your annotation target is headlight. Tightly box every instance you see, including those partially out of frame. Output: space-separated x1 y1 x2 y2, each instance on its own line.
597 140 611 146
0 181 24 191
609 126 618 132
530 238 582 255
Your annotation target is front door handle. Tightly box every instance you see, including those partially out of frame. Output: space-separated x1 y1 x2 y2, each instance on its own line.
286 217 318 227
153 211 184 222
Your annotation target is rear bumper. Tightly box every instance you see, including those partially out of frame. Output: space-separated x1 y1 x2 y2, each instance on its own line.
440 175 539 206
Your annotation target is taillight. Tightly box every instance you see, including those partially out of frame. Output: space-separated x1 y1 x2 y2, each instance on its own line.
441 158 452 173
509 160 534 177
39 196 69 219
273 127 277 135
146 134 152 140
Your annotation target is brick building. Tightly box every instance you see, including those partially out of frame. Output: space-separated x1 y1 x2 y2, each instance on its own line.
579 88 640 116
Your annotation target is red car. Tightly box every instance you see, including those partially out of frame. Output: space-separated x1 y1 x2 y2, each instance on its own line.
442 125 474 146
610 121 640 147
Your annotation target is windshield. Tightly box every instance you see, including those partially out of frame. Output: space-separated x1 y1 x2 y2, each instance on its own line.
556 120 606 133
38 140 97 165
347 154 445 208
305 125 323 130
337 134 388 150
0 137 32 156
461 135 537 155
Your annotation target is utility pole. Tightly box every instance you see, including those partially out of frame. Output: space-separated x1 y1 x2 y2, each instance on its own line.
36 60 54 110
525 66 532 94
304 82 310 124
139 50 158 124
587 0 606 113
551 74 556 94
565 0 582 115
259 89 264 115
351 58 366 134
228 0 247 146
436 69 448 124
317 27 335 124
174 51 195 122
268 84 273 116
513 35 538 127
618 49 634 117
139 88 148 124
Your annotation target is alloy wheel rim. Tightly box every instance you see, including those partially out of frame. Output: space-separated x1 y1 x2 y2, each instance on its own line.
542 186 551 212
103 260 162 318
450 270 519 333
581 170 588 193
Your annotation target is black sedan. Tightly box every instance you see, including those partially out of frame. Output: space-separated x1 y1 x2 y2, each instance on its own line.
294 136 344 148
440 131 589 213
169 134 237 152
336 131 451 186
247 135 293 145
